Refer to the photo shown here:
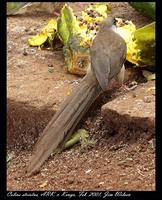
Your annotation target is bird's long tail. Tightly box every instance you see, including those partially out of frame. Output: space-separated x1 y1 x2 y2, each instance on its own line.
26 70 102 175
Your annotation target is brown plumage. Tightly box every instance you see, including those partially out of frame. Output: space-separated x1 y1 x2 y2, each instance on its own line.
26 17 127 176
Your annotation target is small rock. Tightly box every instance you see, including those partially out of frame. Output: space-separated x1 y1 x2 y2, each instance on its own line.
7 151 16 163
67 179 74 184
12 26 26 33
85 169 92 174
14 177 21 181
98 181 104 185
143 96 152 103
101 81 155 131
39 180 48 188
24 28 29 32
125 157 133 161
148 138 155 149
146 87 155 95
119 173 126 176
131 92 137 98
48 64 54 73
42 168 48 171
23 49 28 56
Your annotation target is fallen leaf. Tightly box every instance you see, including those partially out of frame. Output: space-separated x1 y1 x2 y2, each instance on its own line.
147 73 155 81
28 33 48 46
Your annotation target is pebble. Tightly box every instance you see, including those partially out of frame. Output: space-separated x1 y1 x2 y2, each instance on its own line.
23 49 28 56
39 180 48 188
148 138 155 149
143 96 152 103
12 26 27 33
125 157 133 161
67 179 74 184
98 181 104 185
85 169 92 174
131 92 137 98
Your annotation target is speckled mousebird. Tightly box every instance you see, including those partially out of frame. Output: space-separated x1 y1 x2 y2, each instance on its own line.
26 17 127 176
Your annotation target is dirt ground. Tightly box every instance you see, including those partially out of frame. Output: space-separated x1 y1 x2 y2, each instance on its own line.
7 2 155 191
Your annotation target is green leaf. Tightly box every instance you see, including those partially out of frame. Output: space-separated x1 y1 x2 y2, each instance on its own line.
129 2 155 20
64 129 89 149
57 4 81 45
28 18 57 47
147 73 156 81
28 34 48 46
134 22 155 68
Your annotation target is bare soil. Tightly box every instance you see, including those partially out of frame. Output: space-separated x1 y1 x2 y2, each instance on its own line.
7 2 155 191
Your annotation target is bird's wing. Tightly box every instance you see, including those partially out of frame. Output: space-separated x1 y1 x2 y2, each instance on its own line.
90 32 127 91
90 47 111 91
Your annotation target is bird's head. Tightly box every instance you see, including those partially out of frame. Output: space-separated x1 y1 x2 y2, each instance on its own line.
99 17 114 30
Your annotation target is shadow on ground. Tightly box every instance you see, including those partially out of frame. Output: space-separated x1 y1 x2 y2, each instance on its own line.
7 99 56 152
7 86 154 155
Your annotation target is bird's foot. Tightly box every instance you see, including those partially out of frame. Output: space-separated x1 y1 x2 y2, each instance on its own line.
53 11 60 17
